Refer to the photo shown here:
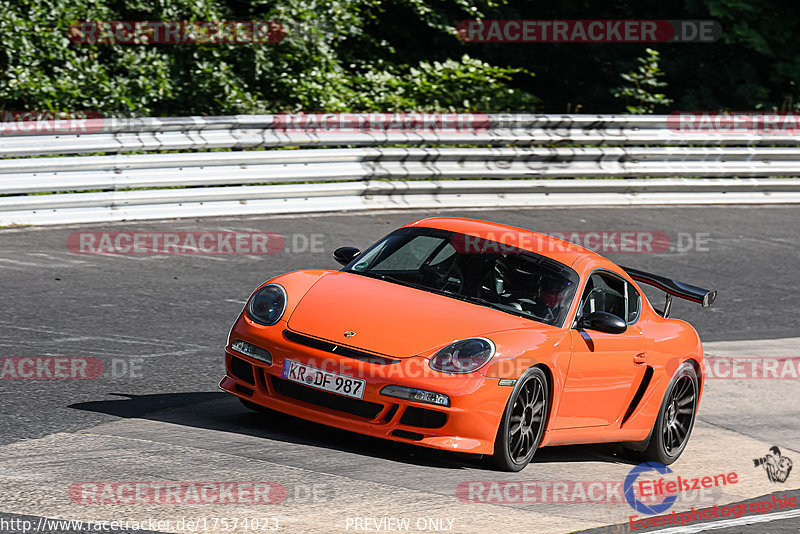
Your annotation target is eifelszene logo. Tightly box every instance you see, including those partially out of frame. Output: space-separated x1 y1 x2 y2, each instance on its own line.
624 462 738 515
625 462 677 515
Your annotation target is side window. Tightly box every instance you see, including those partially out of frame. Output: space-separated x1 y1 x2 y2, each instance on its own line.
627 286 641 323
580 272 640 325
581 273 625 318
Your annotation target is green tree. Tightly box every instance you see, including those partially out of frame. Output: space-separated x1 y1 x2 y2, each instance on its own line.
612 48 673 114
0 0 539 116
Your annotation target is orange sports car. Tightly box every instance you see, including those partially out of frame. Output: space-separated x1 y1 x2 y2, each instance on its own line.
220 218 716 471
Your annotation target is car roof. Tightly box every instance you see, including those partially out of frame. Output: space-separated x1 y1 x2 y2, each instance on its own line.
402 216 617 272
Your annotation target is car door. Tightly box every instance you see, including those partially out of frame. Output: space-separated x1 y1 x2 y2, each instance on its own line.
553 271 650 429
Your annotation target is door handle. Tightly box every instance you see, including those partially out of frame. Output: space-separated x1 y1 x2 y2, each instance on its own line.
633 353 647 365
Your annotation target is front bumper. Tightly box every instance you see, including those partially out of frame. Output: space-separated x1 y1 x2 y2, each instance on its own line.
219 319 511 455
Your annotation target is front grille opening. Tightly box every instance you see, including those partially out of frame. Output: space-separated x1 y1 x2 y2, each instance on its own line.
283 330 400 365
383 404 399 422
235 384 254 396
399 406 448 429
230 356 255 385
392 429 424 441
258 367 270 391
270 376 383 419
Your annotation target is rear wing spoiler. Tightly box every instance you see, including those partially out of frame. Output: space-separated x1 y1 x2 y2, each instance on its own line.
622 266 717 318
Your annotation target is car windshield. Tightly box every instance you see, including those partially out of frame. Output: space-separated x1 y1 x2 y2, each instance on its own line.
347 227 579 326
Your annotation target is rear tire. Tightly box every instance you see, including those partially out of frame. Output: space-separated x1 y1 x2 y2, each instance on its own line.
639 362 698 465
489 367 549 472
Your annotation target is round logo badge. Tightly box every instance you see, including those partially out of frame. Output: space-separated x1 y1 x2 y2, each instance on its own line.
624 462 677 515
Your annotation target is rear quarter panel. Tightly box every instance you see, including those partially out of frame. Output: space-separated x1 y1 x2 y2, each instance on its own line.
619 304 706 436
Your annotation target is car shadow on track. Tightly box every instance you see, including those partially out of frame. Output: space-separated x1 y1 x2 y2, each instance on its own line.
69 392 631 470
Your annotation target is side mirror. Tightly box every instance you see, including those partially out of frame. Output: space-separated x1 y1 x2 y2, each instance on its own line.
577 311 627 334
333 246 361 266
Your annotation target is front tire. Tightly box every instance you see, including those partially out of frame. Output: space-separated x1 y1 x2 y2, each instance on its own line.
639 362 698 465
489 367 549 472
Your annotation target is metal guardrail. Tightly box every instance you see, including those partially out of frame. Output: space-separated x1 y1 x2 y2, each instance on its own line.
4 114 800 157
3 147 800 195
4 179 800 226
1 114 799 226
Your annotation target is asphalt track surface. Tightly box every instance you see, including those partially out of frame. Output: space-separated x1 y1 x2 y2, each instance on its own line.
0 205 798 534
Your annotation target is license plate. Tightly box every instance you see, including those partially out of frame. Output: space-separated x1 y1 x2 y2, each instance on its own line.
281 359 366 399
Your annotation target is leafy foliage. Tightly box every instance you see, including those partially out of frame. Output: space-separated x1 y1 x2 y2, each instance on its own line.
0 0 798 115
0 0 537 115
612 49 673 114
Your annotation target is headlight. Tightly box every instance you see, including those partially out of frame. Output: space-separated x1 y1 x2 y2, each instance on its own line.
429 337 495 374
246 284 287 326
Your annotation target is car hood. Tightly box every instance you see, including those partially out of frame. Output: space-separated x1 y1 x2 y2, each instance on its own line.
286 271 542 358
